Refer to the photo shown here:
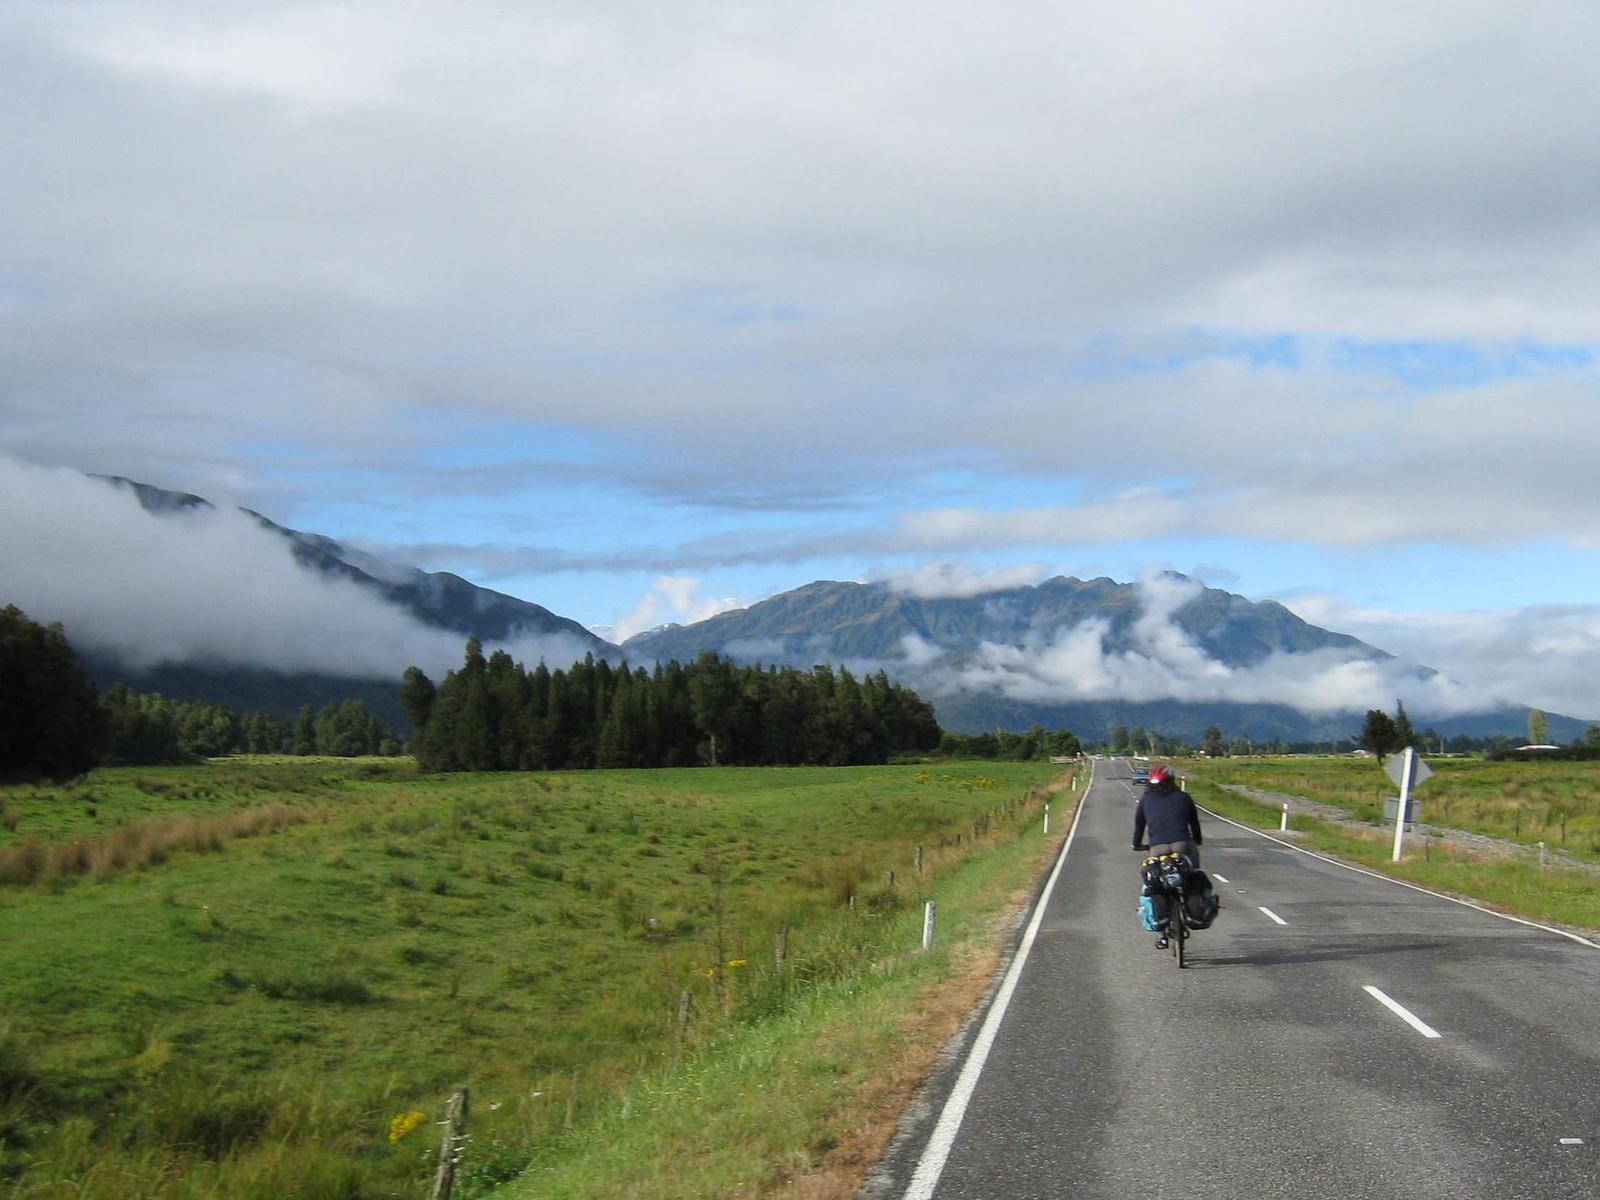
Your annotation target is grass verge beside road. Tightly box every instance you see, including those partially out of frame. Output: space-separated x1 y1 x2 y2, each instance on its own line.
502 778 1080 1198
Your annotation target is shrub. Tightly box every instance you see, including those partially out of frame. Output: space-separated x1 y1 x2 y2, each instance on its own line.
253 970 374 1005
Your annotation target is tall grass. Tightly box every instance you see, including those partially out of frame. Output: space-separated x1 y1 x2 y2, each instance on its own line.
0 803 311 885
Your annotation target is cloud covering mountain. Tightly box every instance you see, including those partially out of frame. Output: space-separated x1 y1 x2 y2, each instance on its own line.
625 570 1563 737
1 456 1586 740
0 457 603 681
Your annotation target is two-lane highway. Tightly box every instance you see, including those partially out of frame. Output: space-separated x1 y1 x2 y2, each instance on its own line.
867 758 1600 1199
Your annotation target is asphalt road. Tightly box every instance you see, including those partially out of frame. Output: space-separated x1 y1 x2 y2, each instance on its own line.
865 757 1600 1200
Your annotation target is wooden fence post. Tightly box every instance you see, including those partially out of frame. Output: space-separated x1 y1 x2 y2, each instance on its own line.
430 1088 469 1200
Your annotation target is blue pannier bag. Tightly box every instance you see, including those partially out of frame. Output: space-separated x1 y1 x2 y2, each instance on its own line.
1138 893 1169 931
1138 895 1160 931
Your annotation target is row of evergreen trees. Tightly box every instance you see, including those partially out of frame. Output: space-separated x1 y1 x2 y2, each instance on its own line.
1 604 402 780
101 686 401 765
400 642 944 772
938 726 1081 761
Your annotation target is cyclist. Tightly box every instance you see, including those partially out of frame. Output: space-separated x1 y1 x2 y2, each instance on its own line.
1132 765 1202 948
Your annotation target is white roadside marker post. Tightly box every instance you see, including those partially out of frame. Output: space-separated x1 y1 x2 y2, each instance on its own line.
1384 745 1433 862
1392 746 1414 862
1044 802 1050 835
922 901 936 951
1280 801 1289 832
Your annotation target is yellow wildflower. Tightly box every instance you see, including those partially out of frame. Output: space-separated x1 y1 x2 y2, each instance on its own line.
388 1111 427 1143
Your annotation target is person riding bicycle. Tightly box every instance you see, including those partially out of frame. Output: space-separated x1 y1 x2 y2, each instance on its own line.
1132 765 1202 949
1132 764 1202 866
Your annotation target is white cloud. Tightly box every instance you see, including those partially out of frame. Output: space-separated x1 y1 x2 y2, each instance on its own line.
0 457 592 680
899 574 1516 719
9 3 1600 477
898 633 945 668
607 575 745 642
878 561 1048 599
1286 594 1600 721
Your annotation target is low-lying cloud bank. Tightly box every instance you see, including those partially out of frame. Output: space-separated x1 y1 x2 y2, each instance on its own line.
1286 595 1600 722
901 632 1500 718
886 572 1522 720
0 457 594 681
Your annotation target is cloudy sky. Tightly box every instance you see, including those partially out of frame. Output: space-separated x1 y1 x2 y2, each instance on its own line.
5 1 1600 718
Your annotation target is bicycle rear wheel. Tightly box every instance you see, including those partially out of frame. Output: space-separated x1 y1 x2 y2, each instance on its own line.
1173 892 1186 968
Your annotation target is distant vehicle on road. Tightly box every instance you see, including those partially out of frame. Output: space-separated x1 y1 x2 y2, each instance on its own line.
1129 764 1150 783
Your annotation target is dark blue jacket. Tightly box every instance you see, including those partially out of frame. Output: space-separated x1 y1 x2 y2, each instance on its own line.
1132 784 1202 848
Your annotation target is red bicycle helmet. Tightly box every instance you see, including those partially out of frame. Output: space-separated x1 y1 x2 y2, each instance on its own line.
1148 764 1173 785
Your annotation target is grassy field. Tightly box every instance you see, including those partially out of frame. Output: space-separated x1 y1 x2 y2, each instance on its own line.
1188 754 1600 854
1180 755 1600 934
0 757 1073 1199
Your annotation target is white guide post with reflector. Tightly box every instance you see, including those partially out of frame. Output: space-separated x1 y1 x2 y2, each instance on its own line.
1387 747 1434 862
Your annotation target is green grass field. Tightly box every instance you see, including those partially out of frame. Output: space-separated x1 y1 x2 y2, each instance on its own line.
0 757 1069 1199
1181 755 1600 933
1188 754 1600 854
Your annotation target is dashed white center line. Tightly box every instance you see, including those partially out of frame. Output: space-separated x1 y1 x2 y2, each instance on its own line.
1364 985 1442 1038
1258 906 1287 925
1211 872 1229 883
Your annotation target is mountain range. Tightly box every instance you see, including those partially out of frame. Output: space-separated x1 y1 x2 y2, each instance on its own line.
55 476 1583 744
618 577 1576 743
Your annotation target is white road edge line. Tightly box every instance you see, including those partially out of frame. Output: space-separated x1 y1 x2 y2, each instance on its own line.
1258 906 1287 925
1202 806 1600 949
902 759 1093 1200
1364 984 1442 1038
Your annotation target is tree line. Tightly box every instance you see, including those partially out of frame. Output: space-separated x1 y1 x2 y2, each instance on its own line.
938 726 1081 761
400 641 944 772
1 604 401 780
101 687 402 765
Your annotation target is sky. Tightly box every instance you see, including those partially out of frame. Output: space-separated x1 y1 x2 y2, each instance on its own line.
4 1 1600 720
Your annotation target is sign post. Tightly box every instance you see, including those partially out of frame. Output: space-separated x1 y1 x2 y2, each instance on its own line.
1385 747 1434 862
